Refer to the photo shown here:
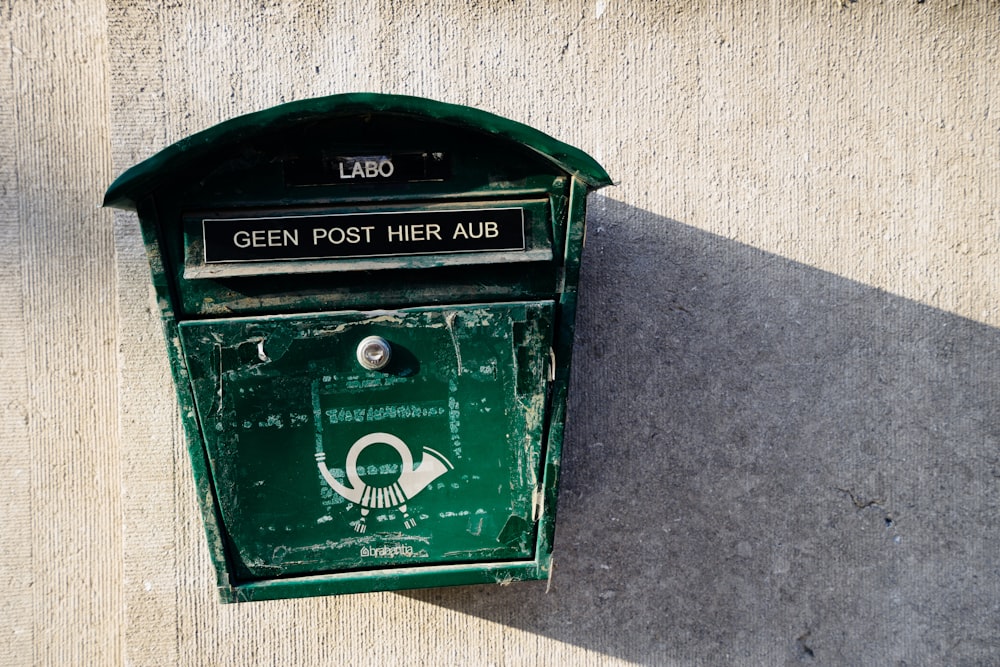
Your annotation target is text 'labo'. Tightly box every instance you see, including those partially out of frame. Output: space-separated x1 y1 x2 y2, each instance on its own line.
338 157 394 179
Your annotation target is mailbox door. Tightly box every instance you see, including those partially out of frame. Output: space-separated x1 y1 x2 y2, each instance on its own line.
178 301 553 580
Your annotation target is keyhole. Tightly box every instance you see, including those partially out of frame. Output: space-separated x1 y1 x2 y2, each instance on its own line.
356 336 392 371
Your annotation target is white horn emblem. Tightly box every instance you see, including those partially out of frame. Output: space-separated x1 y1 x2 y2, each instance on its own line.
316 432 453 533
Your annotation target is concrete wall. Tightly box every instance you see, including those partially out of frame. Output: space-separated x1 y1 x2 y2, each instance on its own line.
2 1 997 664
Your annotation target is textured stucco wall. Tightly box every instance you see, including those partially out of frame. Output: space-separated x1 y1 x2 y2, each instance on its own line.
2 1 998 665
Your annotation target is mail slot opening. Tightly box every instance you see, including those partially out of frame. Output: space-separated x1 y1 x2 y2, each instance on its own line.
183 197 554 280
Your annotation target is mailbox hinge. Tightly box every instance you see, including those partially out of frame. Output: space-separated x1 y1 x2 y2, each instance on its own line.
532 486 544 522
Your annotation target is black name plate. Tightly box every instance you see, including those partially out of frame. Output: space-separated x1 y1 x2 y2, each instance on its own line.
203 208 525 263
285 151 449 186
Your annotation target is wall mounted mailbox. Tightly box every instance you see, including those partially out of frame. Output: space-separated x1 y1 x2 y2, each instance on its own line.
104 93 611 602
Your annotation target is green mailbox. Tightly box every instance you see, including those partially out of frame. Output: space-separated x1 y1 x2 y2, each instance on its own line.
104 93 611 602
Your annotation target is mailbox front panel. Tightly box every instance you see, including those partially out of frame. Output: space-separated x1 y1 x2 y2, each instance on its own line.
178 301 553 581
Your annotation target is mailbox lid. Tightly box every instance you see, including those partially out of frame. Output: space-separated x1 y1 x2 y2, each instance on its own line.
104 94 610 318
178 300 553 581
103 93 613 211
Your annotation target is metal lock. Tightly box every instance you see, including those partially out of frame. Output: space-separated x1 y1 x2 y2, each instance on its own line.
356 335 392 371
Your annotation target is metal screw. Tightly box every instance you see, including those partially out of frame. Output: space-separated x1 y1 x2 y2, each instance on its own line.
356 336 392 371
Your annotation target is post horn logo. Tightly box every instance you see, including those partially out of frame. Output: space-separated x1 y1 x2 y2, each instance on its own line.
316 432 453 533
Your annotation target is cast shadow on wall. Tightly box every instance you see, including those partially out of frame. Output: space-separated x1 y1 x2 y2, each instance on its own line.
402 198 1000 665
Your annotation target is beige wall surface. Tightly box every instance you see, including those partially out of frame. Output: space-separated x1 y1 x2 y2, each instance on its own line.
2 1 998 665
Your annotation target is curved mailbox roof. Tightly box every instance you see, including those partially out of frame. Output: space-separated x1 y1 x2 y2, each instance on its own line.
104 93 613 210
